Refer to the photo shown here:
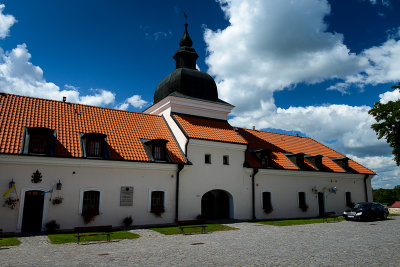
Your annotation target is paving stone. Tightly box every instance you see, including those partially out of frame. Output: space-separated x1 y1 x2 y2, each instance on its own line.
1 218 399 266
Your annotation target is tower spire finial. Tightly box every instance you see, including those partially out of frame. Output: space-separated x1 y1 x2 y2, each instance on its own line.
179 13 193 47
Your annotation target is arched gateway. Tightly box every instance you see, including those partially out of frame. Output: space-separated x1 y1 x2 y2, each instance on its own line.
201 189 233 219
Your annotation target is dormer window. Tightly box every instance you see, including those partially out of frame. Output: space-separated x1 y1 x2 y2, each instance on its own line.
22 127 56 156
333 158 352 172
305 155 324 170
80 133 109 159
287 153 305 169
254 149 272 168
143 139 169 161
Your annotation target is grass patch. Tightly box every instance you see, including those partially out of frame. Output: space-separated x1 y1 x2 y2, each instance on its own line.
48 231 140 244
389 213 400 217
258 217 344 226
150 224 237 235
0 237 21 247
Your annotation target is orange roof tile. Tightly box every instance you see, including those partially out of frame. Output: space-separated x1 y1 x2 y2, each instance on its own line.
173 114 247 144
239 128 375 175
271 152 299 170
0 93 185 163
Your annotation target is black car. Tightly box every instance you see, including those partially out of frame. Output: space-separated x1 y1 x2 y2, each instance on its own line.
343 202 389 221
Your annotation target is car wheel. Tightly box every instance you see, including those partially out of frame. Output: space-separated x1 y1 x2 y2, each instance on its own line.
383 213 388 220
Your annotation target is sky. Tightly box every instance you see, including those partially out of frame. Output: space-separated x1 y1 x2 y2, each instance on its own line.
0 0 399 189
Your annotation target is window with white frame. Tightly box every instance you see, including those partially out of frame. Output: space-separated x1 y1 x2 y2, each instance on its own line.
79 188 103 215
223 155 229 165
262 191 273 213
205 154 211 164
298 192 308 211
150 190 165 214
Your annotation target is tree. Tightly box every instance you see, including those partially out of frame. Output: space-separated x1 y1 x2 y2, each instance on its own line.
368 82 400 166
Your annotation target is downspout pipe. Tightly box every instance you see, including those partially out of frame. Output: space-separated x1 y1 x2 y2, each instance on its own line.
252 168 259 220
175 163 185 222
364 174 370 202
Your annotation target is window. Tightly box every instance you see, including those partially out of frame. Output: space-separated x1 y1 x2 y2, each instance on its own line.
150 191 165 213
205 154 211 164
81 133 109 159
79 189 102 224
143 139 169 161
262 192 273 213
153 144 165 160
298 192 308 211
254 149 272 168
345 192 353 207
22 127 56 155
82 190 100 216
223 155 229 165
87 137 102 157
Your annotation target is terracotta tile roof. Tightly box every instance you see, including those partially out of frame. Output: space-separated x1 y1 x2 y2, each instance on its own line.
239 128 375 175
0 93 185 163
172 114 247 145
271 152 298 170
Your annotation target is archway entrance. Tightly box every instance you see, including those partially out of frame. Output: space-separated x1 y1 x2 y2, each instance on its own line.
21 190 45 232
201 189 232 220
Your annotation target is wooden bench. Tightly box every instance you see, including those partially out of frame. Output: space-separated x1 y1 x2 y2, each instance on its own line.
74 225 113 244
177 220 207 235
323 212 340 223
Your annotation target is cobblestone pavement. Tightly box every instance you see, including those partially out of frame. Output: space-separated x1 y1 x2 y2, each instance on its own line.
1 218 400 266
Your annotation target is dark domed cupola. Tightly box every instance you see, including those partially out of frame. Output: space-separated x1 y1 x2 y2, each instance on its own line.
154 23 219 104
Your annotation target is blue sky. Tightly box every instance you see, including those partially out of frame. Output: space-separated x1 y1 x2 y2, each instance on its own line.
0 0 399 188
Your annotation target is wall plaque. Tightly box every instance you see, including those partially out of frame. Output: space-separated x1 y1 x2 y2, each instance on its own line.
120 186 133 206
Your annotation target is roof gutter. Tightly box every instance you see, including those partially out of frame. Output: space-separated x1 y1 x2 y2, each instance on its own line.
364 174 370 202
175 163 185 222
252 168 259 220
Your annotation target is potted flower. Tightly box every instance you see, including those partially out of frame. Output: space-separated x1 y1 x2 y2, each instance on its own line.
264 203 274 214
151 206 165 217
300 204 309 212
82 208 99 224
123 216 133 228
4 196 19 209
52 196 63 205
45 220 60 233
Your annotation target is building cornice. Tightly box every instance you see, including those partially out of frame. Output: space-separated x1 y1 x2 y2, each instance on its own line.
0 154 177 171
143 95 234 120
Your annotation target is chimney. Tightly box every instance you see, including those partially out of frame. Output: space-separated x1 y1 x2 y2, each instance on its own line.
252 126 255 130
63 96 66 103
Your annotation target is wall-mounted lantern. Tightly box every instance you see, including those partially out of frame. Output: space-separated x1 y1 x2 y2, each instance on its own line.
56 180 62 190
9 179 15 189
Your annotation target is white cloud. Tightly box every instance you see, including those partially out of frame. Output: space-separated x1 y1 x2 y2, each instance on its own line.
328 39 400 91
116 94 148 110
349 155 400 188
127 94 147 108
0 4 16 39
379 88 400 103
78 89 115 106
205 0 368 113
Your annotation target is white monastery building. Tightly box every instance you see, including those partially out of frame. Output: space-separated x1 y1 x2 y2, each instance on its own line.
0 24 375 233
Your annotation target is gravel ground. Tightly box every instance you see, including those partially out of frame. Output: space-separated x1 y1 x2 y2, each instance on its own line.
1 218 399 267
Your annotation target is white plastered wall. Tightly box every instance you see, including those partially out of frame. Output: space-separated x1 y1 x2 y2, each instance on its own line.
254 169 372 220
178 139 251 220
0 155 177 232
